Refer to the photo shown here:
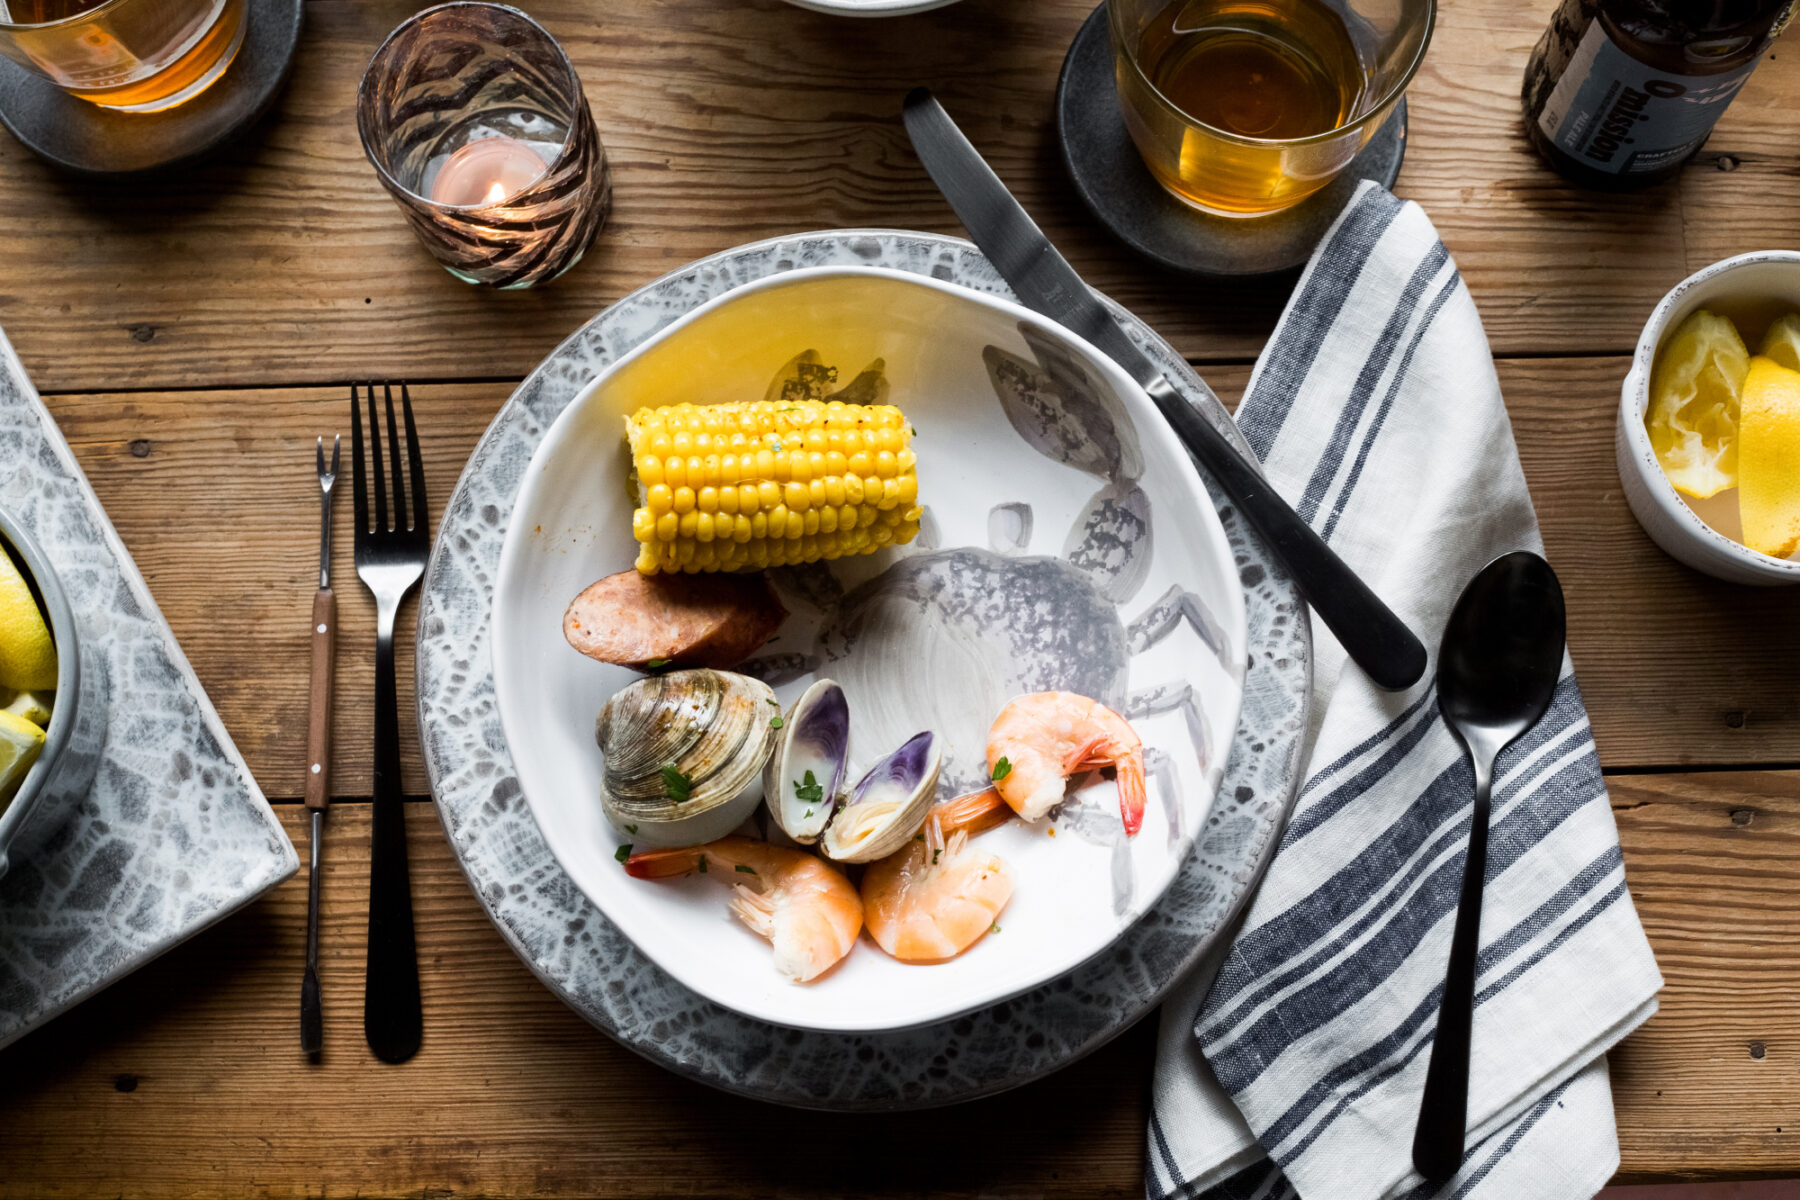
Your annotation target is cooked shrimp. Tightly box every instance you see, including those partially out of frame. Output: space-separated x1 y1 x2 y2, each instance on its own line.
862 788 1015 962
625 837 862 983
987 691 1147 836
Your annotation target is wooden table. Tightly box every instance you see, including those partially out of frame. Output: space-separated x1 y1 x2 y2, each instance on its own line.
1 0 1796 1193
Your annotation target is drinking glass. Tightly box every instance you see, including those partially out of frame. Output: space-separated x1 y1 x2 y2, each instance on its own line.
357 3 611 290
0 0 245 112
1108 0 1434 216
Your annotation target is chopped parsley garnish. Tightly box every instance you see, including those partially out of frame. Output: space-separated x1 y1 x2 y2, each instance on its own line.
645 657 670 670
914 833 925 842
992 757 1012 783
735 864 757 875
989 922 1001 934
662 763 694 802
770 716 785 730
932 849 942 865
614 844 632 863
793 769 825 805
624 824 638 834
803 808 814 819
767 698 780 706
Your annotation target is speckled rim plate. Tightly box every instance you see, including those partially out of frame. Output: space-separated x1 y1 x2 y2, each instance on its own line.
417 229 1311 1109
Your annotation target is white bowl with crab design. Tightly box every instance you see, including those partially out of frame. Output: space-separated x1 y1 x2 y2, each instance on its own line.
492 266 1247 1033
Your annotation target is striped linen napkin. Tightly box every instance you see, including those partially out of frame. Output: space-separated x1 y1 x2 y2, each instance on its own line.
1145 182 1663 1200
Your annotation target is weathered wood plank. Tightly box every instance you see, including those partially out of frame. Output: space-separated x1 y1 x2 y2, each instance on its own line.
42 356 1799 802
1609 772 1800 1183
0 802 1151 1200
0 771 1794 1195
1 0 1796 394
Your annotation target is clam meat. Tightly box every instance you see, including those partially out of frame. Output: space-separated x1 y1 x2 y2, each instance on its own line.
763 676 941 863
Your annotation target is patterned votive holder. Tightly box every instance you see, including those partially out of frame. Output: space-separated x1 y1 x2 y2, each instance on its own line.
356 2 610 289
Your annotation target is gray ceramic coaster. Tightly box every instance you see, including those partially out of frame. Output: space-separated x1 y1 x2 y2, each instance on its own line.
0 327 297 1049
0 0 302 177
416 229 1311 1109
1056 3 1406 278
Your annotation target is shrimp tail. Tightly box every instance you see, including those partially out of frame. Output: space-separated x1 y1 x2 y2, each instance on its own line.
1116 755 1146 837
936 787 1011 838
623 845 704 879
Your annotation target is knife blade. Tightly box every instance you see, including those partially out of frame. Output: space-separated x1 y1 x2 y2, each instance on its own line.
902 88 1426 692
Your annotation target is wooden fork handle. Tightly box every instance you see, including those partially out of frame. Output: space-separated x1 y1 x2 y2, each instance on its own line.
305 588 336 810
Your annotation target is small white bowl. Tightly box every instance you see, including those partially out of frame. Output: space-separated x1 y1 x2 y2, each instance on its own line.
1618 250 1800 586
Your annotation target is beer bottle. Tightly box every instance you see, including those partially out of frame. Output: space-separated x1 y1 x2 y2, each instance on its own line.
1522 0 1793 189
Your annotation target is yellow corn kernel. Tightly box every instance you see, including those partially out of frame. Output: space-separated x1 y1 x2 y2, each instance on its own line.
625 399 921 574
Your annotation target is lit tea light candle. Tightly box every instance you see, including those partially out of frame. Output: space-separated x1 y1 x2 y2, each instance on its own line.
428 136 555 207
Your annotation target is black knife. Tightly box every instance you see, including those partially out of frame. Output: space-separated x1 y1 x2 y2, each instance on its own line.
902 88 1426 692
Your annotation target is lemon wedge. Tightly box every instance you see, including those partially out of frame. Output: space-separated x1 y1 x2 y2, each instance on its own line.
1761 313 1800 373
0 551 56 692
1739 355 1800 559
2 690 53 728
0 708 46 809
1647 309 1748 498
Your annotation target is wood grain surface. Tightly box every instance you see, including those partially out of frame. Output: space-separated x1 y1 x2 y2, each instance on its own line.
0 773 1793 1196
0 0 1795 394
4 0 1800 1191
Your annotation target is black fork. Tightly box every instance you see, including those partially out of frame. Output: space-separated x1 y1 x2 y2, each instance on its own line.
350 382 429 1064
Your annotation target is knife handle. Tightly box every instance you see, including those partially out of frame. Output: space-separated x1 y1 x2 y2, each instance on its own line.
1145 378 1428 692
305 587 336 810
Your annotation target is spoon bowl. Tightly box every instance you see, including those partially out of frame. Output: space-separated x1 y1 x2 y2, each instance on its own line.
1412 550 1566 1183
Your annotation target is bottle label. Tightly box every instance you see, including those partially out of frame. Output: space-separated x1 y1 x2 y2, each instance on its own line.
1535 19 1761 174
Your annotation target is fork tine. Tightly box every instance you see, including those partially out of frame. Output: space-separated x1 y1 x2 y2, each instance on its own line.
330 432 341 481
316 435 325 482
369 382 389 533
401 385 427 536
384 383 407 533
350 385 368 535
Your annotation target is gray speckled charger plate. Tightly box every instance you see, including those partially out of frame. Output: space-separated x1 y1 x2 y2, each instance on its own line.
1056 3 1406 278
0 327 297 1050
416 230 1311 1109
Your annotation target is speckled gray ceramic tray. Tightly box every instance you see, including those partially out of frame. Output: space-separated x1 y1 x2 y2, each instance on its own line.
416 230 1311 1109
0 327 297 1050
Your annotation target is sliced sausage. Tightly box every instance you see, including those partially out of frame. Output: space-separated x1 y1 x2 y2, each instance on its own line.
563 569 788 671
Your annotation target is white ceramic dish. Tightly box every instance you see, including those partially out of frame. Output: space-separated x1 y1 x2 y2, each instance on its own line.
1619 250 1800 586
492 266 1246 1033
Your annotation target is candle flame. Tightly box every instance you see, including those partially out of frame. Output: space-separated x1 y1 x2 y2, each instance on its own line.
485 180 508 204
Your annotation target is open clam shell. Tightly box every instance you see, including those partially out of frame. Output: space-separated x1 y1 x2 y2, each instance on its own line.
820 731 941 864
597 668 778 846
763 678 850 844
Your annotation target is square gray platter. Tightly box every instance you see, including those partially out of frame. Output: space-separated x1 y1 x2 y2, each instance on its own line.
0 327 297 1050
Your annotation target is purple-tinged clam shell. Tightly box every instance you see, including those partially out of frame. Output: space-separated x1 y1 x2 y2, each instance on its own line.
822 731 941 864
763 679 850 843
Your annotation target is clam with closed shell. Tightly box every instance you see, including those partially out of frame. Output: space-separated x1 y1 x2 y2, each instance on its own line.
764 678 941 863
598 668 779 846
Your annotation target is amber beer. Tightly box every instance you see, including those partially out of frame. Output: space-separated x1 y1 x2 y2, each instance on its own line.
1523 0 1794 189
1116 0 1371 214
0 0 245 112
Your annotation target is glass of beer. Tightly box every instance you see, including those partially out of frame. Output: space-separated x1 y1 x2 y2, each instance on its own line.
1108 0 1434 216
0 0 245 112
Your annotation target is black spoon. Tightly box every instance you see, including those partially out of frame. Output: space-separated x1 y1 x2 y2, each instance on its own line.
1411 551 1567 1184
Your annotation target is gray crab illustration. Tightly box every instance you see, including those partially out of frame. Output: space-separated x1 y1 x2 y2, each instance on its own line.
743 327 1234 902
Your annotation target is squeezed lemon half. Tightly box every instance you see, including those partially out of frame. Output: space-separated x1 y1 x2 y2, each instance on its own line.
1647 309 1747 498
1739 355 1800 558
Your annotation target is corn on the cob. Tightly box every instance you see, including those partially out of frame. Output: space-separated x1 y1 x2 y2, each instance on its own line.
626 400 922 575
